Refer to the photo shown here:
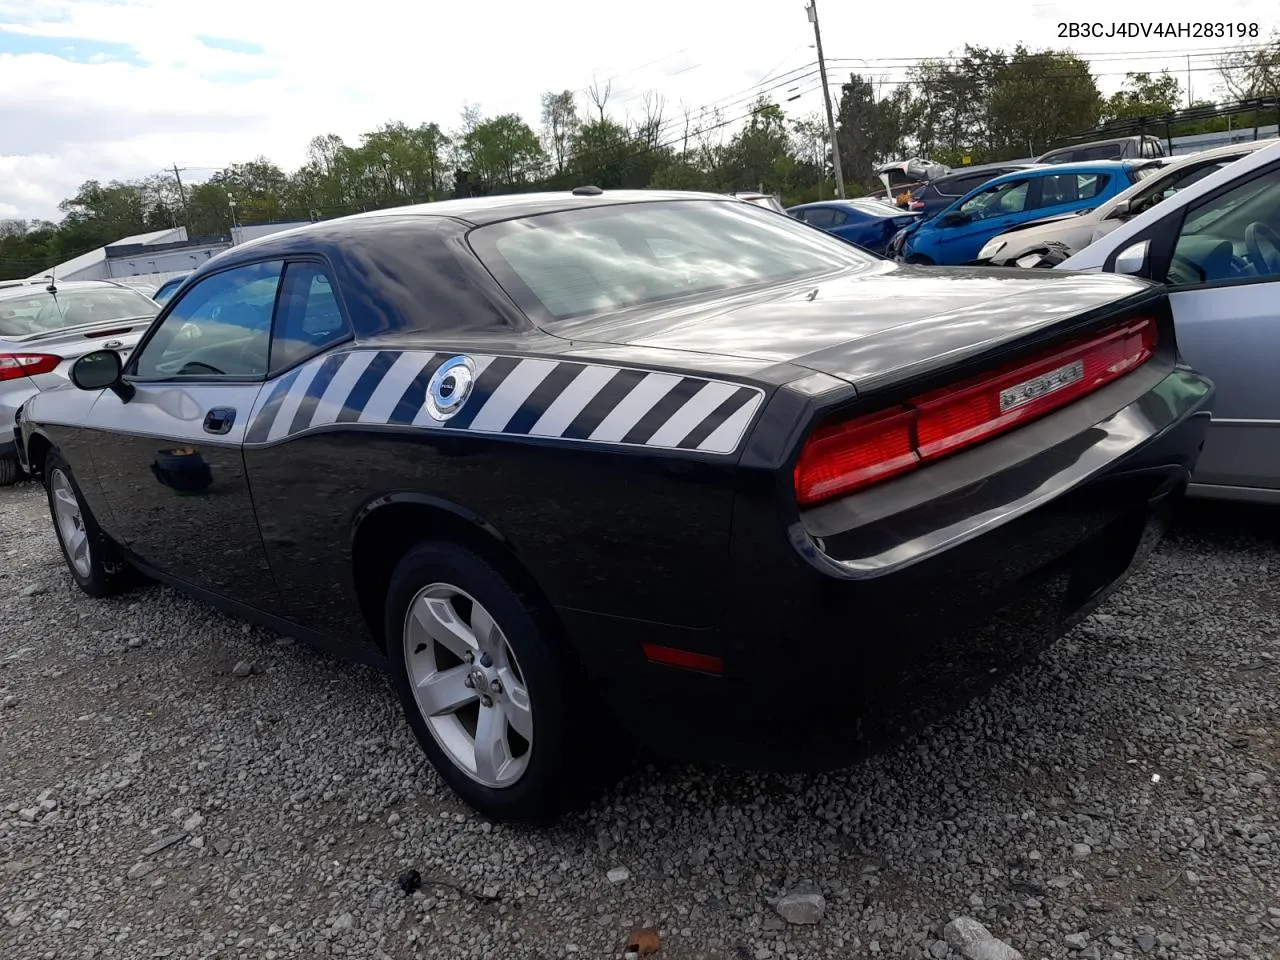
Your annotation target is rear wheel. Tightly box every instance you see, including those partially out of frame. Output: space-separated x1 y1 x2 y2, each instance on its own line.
0 456 19 487
385 541 598 821
44 450 134 598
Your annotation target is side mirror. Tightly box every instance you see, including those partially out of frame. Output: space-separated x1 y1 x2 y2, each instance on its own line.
1113 239 1150 276
71 350 134 402
1105 199 1132 221
941 210 969 227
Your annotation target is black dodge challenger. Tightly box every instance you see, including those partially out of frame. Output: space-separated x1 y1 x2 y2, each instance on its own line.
17 189 1213 820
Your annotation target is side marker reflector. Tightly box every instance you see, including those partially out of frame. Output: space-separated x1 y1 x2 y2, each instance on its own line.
641 643 724 675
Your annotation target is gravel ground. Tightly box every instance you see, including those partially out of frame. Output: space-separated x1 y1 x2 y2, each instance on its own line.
1 478 1277 960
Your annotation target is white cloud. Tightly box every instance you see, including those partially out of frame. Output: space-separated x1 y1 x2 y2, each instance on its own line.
0 0 1274 219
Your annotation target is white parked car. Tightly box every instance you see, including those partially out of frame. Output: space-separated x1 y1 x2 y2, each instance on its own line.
1057 139 1280 504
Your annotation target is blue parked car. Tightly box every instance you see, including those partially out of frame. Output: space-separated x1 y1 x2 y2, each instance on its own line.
151 273 191 306
787 199 920 256
899 160 1163 266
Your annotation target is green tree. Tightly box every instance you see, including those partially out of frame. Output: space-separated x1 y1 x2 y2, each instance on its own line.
835 75 911 192
1217 28 1280 100
460 114 546 190
1102 71 1183 122
986 47 1101 158
905 46 1009 160
540 90 580 173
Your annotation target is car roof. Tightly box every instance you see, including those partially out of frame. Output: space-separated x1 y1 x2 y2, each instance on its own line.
788 198 895 210
234 189 735 250
937 162 1043 180
969 160 1143 190
1060 138 1280 269
0 279 139 301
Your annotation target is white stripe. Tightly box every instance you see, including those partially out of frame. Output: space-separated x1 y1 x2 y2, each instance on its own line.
412 355 494 426
697 394 762 454
467 358 559 433
588 372 683 442
309 351 376 427
644 381 740 448
527 365 618 436
266 361 323 442
358 352 433 424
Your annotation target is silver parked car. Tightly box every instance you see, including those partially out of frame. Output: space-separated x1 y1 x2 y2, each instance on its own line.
1056 138 1280 503
1 280 158 485
977 141 1278 267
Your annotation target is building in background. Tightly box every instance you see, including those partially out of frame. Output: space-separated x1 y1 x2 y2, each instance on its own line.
26 227 230 292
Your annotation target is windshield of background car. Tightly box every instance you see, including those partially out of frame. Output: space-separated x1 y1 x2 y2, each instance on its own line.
469 200 873 324
0 286 157 338
1118 159 1236 217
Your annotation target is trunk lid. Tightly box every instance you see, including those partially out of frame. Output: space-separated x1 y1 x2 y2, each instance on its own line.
547 262 1158 392
2 317 150 391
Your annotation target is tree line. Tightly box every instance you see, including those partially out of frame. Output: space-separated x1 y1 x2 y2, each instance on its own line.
2 34 1278 281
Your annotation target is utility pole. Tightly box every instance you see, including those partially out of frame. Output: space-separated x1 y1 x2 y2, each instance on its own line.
805 0 845 198
171 164 191 234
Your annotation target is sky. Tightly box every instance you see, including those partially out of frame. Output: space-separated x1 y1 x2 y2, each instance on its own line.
0 0 1275 221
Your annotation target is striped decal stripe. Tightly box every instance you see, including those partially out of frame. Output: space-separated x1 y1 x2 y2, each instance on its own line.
243 349 766 455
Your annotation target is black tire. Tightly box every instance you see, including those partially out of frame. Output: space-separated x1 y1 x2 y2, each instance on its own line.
385 540 600 822
0 455 19 487
44 449 135 598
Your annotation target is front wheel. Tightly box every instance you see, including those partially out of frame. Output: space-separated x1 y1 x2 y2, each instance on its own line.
385 541 599 821
44 450 134 598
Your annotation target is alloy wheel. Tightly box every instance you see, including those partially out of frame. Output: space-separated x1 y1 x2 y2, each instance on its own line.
50 469 91 579
402 582 534 787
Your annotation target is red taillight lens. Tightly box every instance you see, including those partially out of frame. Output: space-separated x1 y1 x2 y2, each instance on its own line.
0 354 61 382
793 407 918 505
794 317 1158 506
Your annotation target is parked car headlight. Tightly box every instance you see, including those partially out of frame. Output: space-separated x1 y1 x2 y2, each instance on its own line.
978 238 1005 261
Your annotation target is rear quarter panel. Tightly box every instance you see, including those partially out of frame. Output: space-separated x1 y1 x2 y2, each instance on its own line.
238 345 776 644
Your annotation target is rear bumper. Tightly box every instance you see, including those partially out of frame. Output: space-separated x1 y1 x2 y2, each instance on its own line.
577 365 1213 771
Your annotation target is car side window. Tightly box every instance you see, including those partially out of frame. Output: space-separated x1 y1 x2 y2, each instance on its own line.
1036 173 1109 208
827 209 849 226
1163 165 1280 287
802 208 836 227
132 261 283 380
270 262 351 373
958 180 1030 219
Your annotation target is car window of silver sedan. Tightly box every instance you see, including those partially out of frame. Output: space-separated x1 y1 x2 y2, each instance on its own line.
1166 167 1280 286
0 287 157 338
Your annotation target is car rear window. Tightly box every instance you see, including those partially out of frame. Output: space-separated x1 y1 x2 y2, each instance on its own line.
0 286 157 338
469 200 872 324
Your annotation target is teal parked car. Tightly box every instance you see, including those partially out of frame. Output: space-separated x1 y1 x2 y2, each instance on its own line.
898 160 1165 265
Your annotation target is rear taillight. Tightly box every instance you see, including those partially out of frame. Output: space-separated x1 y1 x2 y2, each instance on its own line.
794 316 1158 506
0 354 61 382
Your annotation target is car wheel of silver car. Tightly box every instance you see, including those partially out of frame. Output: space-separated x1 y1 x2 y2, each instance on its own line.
384 539 598 822
0 456 20 487
44 449 134 598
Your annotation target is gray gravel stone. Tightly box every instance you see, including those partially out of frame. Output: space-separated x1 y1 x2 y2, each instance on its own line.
775 886 825 925
944 917 1022 960
0 476 1276 959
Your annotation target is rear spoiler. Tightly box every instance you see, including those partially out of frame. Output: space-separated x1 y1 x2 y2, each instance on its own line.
6 314 155 343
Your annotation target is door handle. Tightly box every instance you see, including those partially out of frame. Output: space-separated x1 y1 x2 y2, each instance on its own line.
203 407 236 435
